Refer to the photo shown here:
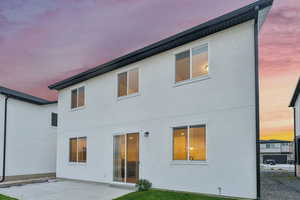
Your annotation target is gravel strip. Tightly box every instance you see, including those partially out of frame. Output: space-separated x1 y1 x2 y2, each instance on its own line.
261 171 300 200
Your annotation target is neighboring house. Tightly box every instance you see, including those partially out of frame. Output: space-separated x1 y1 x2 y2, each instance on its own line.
289 78 300 177
0 86 57 182
260 140 294 164
48 0 273 199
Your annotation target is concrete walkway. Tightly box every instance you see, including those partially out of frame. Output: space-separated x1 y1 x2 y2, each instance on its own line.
0 179 132 200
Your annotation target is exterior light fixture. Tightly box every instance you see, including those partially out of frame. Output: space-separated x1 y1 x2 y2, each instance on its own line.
144 132 150 137
204 64 208 72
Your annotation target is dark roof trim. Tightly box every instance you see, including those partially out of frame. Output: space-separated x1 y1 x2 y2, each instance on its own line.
0 86 57 105
289 77 300 107
49 0 273 90
260 140 292 144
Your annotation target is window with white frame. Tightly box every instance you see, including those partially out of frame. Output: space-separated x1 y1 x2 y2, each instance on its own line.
173 125 206 161
118 68 139 97
69 137 87 163
71 86 85 109
175 44 208 83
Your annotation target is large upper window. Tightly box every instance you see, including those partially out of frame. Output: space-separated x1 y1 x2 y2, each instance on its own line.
69 137 87 163
118 68 139 97
71 86 85 109
173 125 206 161
175 44 208 83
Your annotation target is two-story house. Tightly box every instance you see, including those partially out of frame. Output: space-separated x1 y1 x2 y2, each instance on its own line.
0 86 57 182
289 78 300 177
260 140 294 164
48 0 273 199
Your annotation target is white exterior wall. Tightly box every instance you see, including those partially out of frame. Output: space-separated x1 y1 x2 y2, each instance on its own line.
56 21 256 199
0 95 57 177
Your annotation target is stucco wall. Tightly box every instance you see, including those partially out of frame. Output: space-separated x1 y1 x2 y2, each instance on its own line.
56 20 257 199
0 95 57 177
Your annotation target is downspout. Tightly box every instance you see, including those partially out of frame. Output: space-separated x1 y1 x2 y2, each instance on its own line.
294 108 297 177
254 8 261 200
0 96 8 183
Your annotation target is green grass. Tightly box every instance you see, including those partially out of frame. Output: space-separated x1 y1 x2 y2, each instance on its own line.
114 190 238 200
0 194 17 200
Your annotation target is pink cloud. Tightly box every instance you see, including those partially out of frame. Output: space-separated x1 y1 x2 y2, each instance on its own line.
0 0 299 140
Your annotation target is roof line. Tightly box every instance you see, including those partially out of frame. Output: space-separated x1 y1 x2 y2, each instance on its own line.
49 0 273 90
260 140 292 143
0 86 57 105
289 77 300 107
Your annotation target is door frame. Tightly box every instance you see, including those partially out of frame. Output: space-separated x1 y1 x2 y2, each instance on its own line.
112 132 140 184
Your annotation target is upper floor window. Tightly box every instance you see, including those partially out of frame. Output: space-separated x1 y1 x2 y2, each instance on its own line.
266 143 276 149
69 137 87 163
51 112 58 127
118 68 139 97
175 44 208 83
173 124 206 161
71 86 85 109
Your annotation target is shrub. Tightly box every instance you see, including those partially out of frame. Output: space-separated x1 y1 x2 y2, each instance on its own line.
135 179 152 192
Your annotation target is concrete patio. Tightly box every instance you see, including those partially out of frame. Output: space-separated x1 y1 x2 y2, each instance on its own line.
0 179 133 200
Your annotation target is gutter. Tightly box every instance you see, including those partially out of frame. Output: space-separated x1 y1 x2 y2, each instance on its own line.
254 8 261 200
294 108 297 177
0 96 8 183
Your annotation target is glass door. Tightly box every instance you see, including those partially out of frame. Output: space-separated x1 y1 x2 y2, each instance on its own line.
113 133 139 183
113 135 126 182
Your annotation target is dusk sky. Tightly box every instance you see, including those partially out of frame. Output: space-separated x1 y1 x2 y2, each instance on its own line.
0 0 299 141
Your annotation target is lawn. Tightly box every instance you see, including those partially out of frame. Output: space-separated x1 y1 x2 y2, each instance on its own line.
0 194 17 200
114 190 238 200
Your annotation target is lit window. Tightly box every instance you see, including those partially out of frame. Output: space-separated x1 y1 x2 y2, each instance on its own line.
173 125 206 161
71 86 85 109
173 127 188 160
192 46 208 78
51 112 58 127
118 68 139 97
175 51 190 82
175 44 208 83
69 137 87 163
70 138 77 162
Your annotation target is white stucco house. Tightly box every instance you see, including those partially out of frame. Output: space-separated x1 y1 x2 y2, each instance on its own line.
0 86 57 182
48 0 273 199
289 78 300 177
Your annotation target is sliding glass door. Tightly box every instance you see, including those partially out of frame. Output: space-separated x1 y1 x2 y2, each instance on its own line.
113 133 139 183
113 135 126 182
126 133 139 183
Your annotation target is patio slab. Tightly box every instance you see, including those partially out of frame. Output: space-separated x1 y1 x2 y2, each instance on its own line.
0 179 132 200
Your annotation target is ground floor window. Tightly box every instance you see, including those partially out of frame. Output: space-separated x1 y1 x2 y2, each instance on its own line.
173 125 206 161
69 137 87 163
